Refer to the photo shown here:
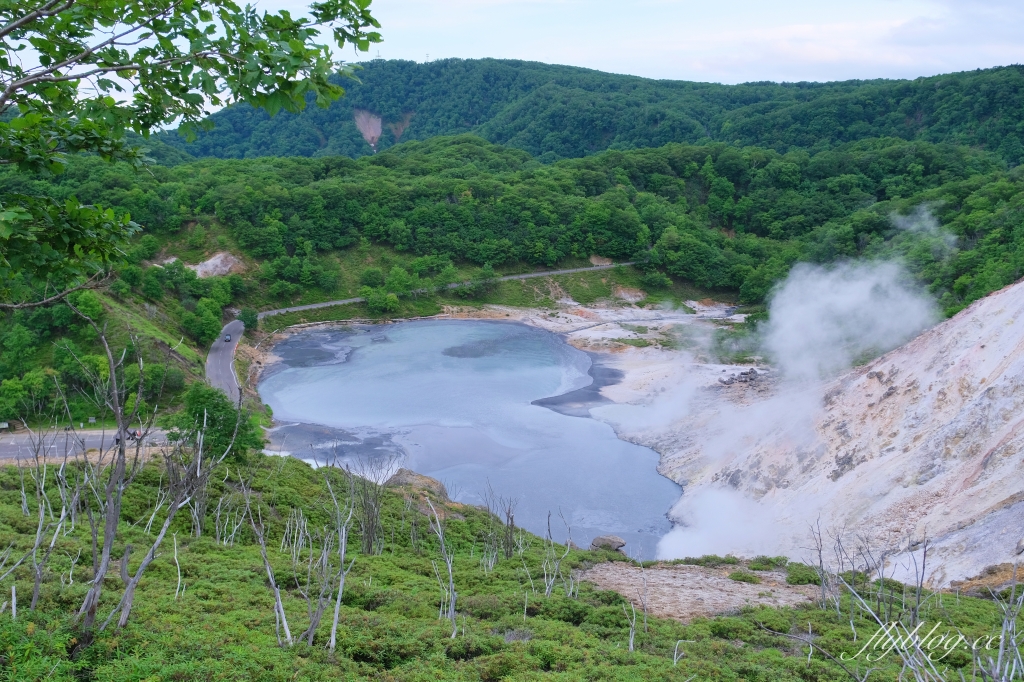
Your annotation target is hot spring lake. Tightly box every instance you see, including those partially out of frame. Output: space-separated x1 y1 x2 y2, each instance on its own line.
258 320 680 557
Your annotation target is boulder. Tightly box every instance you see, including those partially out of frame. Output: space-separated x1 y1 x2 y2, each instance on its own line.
590 535 627 553
1016 538 1024 555
385 468 449 502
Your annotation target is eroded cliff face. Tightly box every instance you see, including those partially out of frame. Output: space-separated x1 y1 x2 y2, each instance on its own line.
598 280 1024 584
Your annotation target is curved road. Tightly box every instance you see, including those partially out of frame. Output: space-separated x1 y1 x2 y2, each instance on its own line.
205 319 244 402
208 262 634 398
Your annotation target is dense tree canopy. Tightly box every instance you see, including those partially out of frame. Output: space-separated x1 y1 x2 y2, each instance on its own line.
6 134 1022 317
161 59 1024 166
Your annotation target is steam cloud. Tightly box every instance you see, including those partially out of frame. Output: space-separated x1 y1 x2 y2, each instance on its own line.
764 261 938 381
653 259 940 560
892 204 958 250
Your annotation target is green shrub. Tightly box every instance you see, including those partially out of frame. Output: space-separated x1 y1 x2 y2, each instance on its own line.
237 308 258 332
786 562 821 585
539 596 593 625
445 634 503 661
120 264 142 287
748 555 789 571
461 594 516 620
639 271 672 290
362 286 400 314
709 616 756 640
728 570 761 584
109 280 131 299
360 267 386 288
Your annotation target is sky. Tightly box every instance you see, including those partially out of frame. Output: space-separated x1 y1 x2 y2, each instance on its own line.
263 0 1024 84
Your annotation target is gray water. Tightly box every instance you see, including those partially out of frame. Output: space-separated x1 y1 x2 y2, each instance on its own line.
258 320 679 557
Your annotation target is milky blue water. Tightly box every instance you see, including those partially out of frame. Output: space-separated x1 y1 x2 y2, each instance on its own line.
258 320 679 557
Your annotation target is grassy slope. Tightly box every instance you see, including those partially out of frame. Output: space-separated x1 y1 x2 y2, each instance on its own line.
0 455 1016 681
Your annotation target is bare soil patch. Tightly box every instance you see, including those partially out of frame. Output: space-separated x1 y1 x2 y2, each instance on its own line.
583 562 817 622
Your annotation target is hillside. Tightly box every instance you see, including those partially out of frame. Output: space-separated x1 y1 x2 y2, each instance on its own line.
605 277 1024 584
4 135 1022 328
1 443 1018 679
159 59 1024 164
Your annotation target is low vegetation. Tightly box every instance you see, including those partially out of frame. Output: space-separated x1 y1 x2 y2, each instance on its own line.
1 448 1021 680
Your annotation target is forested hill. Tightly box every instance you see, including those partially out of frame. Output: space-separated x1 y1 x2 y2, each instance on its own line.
159 59 1024 164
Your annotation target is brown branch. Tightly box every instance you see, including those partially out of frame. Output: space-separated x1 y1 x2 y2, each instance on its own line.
0 271 111 310
0 0 185 107
0 0 76 41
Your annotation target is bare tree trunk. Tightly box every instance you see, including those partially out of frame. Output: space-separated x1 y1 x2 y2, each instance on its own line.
425 497 457 638
242 483 292 647
103 498 184 630
325 465 355 653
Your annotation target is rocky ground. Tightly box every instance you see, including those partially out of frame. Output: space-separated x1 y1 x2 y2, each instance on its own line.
582 561 817 623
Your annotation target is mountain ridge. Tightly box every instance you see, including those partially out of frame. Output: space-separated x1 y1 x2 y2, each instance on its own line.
159 59 1024 164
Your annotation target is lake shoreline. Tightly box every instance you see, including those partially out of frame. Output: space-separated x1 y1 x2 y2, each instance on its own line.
255 313 695 557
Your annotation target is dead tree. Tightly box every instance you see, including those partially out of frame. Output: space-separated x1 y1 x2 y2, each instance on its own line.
213 492 247 546
623 602 637 652
425 497 457 639
64 308 152 632
541 511 572 598
101 406 242 630
242 480 293 647
323 462 356 653
25 430 79 611
350 454 397 555
293 523 336 646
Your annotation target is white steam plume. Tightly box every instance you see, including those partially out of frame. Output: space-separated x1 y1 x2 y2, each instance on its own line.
654 259 939 560
892 204 958 250
764 261 938 382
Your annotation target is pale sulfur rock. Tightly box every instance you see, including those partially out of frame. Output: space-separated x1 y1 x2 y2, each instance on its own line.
606 279 1024 585
187 251 245 278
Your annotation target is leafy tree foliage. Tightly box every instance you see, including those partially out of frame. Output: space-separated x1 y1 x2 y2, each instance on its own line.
0 0 380 304
163 382 262 462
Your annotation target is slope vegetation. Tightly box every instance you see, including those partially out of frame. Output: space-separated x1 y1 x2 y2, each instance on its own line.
159 59 1024 164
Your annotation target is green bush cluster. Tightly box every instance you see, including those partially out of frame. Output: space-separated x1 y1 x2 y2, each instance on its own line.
786 562 822 586
0 453 1012 680
728 570 762 584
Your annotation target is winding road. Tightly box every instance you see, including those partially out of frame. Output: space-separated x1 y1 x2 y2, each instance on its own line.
205 319 244 402
207 262 634 398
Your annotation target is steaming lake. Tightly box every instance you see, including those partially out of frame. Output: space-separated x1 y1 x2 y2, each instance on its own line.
258 320 679 556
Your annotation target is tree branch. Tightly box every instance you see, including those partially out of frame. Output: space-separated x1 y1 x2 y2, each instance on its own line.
0 0 76 41
0 271 111 310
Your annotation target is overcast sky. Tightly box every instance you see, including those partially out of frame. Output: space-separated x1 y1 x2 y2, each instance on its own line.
266 0 1024 84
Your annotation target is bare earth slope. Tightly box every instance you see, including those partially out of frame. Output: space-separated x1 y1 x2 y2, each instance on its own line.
600 280 1024 584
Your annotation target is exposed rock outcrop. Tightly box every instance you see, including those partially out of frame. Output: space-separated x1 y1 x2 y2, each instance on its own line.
386 468 450 502
590 535 627 553
187 251 245 278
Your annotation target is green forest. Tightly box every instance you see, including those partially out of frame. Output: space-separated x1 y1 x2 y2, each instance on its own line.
159 59 1024 165
5 134 1022 322
4 46 1024 680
